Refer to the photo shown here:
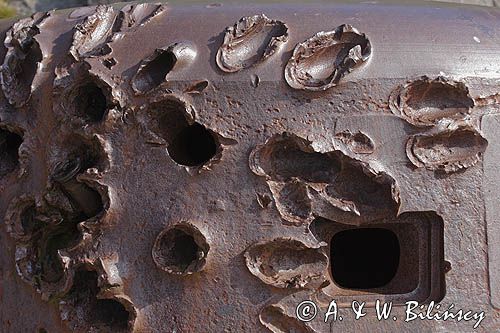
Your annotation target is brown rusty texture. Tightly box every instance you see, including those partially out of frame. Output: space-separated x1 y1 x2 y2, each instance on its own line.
0 1 500 332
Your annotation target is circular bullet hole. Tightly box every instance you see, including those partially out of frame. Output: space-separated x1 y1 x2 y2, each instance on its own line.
0 128 22 177
93 299 130 331
330 228 400 289
74 82 108 122
167 123 218 167
152 222 209 275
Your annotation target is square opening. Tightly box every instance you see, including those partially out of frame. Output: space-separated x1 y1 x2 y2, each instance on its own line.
331 228 400 289
310 211 445 304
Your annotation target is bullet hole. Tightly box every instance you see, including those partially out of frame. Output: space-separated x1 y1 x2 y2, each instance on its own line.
330 228 400 289
54 62 117 124
93 299 130 330
51 159 104 219
390 76 474 127
65 269 132 331
168 123 217 167
39 220 81 283
70 5 116 60
0 128 22 177
249 133 341 183
1 12 48 107
132 42 197 94
149 97 222 168
20 40 42 89
152 223 209 275
245 238 328 289
406 80 473 115
14 212 82 285
216 14 288 72
134 51 174 93
250 132 400 225
406 126 488 173
74 82 108 122
334 130 375 154
50 136 106 219
5 194 85 286
285 24 371 91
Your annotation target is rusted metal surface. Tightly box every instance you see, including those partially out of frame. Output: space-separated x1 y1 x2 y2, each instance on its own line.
0 1 499 332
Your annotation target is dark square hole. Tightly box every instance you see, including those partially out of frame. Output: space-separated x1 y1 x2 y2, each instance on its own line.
330 228 400 289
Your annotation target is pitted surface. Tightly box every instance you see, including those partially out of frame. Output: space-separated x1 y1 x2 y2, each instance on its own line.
0 2 499 332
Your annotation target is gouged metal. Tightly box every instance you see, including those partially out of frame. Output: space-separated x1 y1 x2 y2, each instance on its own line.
0 1 499 332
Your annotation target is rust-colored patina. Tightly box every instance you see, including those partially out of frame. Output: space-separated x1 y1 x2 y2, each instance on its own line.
0 1 500 332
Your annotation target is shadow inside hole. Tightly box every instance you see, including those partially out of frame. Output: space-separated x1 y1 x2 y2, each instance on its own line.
0 128 22 177
21 204 43 235
330 228 400 289
93 299 130 330
38 215 83 283
58 179 103 219
73 82 108 122
133 50 176 93
167 123 217 167
51 136 105 219
68 269 130 330
158 229 199 271
20 39 42 87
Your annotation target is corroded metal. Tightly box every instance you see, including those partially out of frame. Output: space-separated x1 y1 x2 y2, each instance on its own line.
0 1 500 332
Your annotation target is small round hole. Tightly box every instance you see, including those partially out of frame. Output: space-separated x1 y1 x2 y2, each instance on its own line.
152 223 209 274
167 123 217 167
